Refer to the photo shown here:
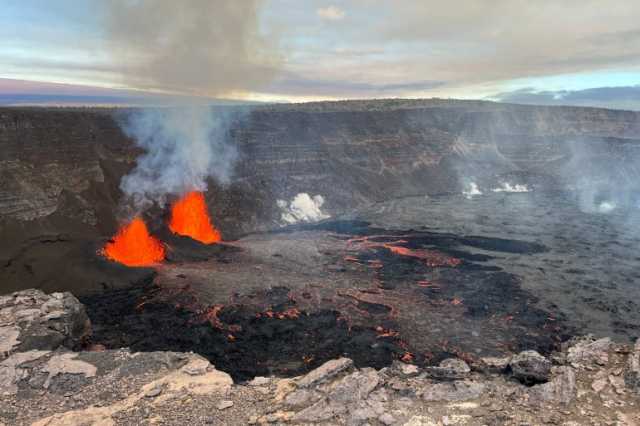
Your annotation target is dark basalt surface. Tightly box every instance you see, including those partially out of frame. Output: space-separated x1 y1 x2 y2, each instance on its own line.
80 219 573 381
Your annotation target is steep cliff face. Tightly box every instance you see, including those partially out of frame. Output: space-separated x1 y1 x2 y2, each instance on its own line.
2 101 640 230
1 100 639 294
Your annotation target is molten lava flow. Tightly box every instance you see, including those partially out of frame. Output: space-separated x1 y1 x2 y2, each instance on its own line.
169 191 221 244
103 218 165 266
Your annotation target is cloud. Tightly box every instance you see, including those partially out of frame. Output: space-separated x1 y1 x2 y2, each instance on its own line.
369 2 640 84
278 1 640 99
491 85 640 111
0 78 257 106
3 1 640 102
267 71 444 97
316 5 345 21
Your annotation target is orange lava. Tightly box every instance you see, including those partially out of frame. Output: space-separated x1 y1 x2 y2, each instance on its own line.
346 235 462 267
169 191 221 244
103 217 165 266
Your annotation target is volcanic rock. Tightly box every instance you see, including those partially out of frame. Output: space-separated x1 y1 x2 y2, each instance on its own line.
426 358 471 380
567 336 611 367
509 350 552 383
0 350 49 395
527 366 577 405
283 388 322 408
292 399 348 423
42 352 97 388
296 357 353 388
379 412 397 425
478 356 511 374
0 289 90 358
388 360 420 377
624 339 640 393
421 380 485 401
216 400 234 410
248 376 270 386
327 368 380 404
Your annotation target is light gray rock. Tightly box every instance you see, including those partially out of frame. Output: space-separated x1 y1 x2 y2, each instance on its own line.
292 399 347 422
427 358 470 380
217 400 234 410
567 336 611 367
528 366 576 405
389 360 420 377
144 385 163 398
0 289 90 358
284 388 321 408
248 376 270 386
478 356 511 374
182 357 211 376
624 338 640 393
379 413 397 425
421 380 485 401
328 369 380 404
0 326 20 355
0 350 49 395
297 357 353 388
509 350 551 383
43 352 97 388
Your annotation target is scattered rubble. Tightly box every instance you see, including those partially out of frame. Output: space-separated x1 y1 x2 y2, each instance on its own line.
1 289 640 425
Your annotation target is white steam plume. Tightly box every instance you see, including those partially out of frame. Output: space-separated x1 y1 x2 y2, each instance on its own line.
118 107 237 212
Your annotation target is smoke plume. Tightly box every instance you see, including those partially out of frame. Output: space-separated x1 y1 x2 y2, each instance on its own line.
103 1 279 215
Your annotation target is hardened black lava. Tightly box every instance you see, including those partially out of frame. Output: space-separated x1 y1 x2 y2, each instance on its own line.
81 283 405 382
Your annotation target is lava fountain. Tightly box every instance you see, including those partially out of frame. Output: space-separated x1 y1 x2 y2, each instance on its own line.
169 191 221 244
103 217 165 266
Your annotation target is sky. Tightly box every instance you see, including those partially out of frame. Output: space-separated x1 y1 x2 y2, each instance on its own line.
1 0 639 109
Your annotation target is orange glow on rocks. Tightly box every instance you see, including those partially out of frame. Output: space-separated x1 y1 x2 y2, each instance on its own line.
103 217 165 266
169 191 221 244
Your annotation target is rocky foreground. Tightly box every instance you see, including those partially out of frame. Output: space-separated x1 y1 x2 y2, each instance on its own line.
1 290 639 425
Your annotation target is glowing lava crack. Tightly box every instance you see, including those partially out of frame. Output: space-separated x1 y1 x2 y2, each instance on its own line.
103 217 165 266
169 191 221 244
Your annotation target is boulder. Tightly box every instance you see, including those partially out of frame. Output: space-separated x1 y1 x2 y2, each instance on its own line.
427 358 470 380
478 356 511 374
566 336 611 367
509 350 551 383
0 289 90 358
